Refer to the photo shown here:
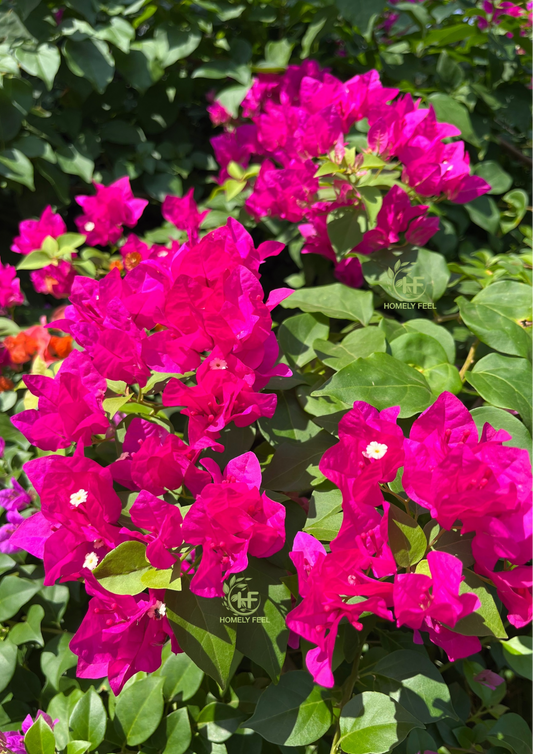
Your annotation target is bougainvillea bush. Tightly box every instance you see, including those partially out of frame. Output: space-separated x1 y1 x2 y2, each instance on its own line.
0 1 532 754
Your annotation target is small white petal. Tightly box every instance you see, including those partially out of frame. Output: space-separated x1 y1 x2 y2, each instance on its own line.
362 441 388 460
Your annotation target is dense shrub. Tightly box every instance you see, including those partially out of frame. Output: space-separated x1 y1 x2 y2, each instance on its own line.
0 2 531 754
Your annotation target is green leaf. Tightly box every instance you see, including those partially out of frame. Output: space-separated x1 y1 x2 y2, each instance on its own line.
231 557 292 682
24 716 56 754
261 431 336 491
0 641 17 693
402 320 456 364
359 186 383 227
335 0 386 37
102 394 132 416
154 24 201 66
66 741 91 754
48 690 84 751
457 282 532 359
247 670 333 746
465 196 501 234
63 38 115 93
471 407 531 456
374 649 457 723
115 676 165 746
15 44 61 89
166 582 238 689
0 575 41 621
313 352 432 418
161 708 191 754
9 604 45 646
390 333 462 396
278 313 329 368
95 17 135 54
70 688 107 751
388 505 427 569
501 189 529 234
501 636 532 681
436 51 464 89
486 714 532 754
362 247 450 303
92 540 150 595
197 702 246 743
158 650 204 702
451 570 507 639
254 39 294 71
304 488 343 541
0 148 34 189
56 145 94 183
314 327 386 372
429 93 478 145
258 390 322 446
40 633 77 691
466 354 532 432
281 284 373 324
327 206 367 257
473 161 513 195
339 691 424 754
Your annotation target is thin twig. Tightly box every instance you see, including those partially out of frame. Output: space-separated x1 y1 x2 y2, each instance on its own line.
459 339 480 381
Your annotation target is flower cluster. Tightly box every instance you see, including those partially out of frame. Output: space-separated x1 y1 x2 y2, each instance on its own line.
286 393 532 687
6 181 290 693
210 62 490 286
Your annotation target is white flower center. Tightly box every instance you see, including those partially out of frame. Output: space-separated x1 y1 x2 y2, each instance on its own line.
148 600 166 619
363 441 388 460
84 221 95 232
210 358 228 370
83 552 99 571
70 489 88 507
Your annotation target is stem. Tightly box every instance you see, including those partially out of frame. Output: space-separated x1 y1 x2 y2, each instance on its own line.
459 339 480 381
379 484 408 508
330 620 375 754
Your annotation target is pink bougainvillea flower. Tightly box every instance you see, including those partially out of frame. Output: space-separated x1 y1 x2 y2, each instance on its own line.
331 501 396 579
162 189 211 244
0 478 32 511
207 99 232 127
30 260 76 300
320 401 405 509
127 490 183 570
403 392 532 540
355 185 439 253
393 551 481 660
0 262 24 311
110 417 209 497
0 511 26 554
211 125 259 180
1 711 57 754
181 452 285 597
287 540 394 686
70 575 180 694
474 669 505 689
163 351 276 450
11 453 123 584
245 159 318 222
11 350 108 451
75 177 148 246
11 206 66 255
476 565 532 629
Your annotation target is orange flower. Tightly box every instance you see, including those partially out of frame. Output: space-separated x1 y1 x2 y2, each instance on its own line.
124 251 142 271
3 332 39 364
49 335 73 360
109 259 124 272
0 376 14 392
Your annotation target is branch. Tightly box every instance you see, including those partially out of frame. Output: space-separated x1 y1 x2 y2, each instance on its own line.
497 136 533 168
459 339 480 381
